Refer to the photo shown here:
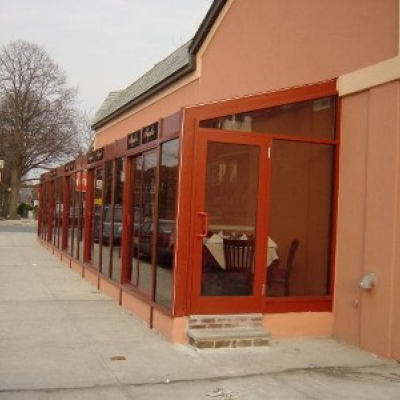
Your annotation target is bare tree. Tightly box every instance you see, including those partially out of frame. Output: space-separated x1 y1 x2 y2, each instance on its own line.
75 110 94 155
0 40 90 218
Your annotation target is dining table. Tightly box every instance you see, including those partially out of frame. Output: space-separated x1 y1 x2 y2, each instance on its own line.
204 233 278 270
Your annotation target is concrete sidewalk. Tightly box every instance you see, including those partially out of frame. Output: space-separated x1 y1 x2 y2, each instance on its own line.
0 227 399 399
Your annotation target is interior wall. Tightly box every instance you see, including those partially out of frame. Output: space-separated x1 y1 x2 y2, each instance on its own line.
335 81 400 359
269 141 333 296
205 143 259 232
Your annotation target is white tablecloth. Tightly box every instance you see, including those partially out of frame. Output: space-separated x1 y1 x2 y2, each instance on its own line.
204 235 278 270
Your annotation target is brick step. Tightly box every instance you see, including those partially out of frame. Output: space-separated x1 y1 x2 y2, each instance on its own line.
189 314 264 330
188 327 271 349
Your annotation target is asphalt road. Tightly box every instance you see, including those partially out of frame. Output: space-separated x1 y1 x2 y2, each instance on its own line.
0 219 37 233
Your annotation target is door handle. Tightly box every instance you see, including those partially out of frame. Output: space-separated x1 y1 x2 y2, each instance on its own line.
197 212 209 238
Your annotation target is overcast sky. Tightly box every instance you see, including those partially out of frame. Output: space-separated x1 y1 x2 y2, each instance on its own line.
0 0 213 117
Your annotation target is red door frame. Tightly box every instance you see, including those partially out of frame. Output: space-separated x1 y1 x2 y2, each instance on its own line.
188 129 271 314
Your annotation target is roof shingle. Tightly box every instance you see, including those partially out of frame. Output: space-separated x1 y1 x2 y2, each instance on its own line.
92 41 192 126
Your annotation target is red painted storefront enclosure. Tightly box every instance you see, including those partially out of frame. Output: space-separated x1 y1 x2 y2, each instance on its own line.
38 80 339 341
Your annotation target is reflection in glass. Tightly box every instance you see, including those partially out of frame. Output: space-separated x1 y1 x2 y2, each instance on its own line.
139 152 156 294
155 139 179 308
47 182 54 242
101 161 113 276
53 178 63 249
266 141 334 297
129 152 156 295
92 168 103 269
45 183 50 240
201 142 259 297
42 184 48 240
52 182 56 246
111 158 124 282
67 176 75 255
58 179 63 249
73 173 81 260
46 182 54 243
200 96 336 140
72 171 87 262
130 156 143 287
39 185 45 239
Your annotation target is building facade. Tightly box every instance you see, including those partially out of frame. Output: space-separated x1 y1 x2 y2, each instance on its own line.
38 0 400 359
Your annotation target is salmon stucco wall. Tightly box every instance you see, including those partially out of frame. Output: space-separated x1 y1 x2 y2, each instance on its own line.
198 0 398 108
335 81 400 360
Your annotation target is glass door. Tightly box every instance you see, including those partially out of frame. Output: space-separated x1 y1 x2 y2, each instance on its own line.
190 130 270 314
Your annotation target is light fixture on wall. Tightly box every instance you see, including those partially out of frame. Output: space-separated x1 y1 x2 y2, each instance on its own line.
359 273 376 290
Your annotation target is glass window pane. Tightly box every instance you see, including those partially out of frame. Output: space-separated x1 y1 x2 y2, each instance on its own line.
58 179 63 249
129 152 157 296
92 168 103 269
155 139 179 308
53 178 63 248
48 182 54 243
77 171 87 262
201 142 259 297
73 173 81 260
42 183 49 240
137 151 157 294
67 176 75 255
266 140 334 297
200 97 335 140
41 184 47 239
101 161 113 276
111 159 125 282
130 156 143 287
52 181 57 246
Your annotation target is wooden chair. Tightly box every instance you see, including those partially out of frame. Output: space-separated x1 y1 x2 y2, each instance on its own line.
222 238 255 295
223 238 255 272
267 239 299 296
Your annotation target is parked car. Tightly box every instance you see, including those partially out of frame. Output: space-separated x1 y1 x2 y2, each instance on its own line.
93 206 102 243
102 205 122 245
132 219 174 266
92 205 122 245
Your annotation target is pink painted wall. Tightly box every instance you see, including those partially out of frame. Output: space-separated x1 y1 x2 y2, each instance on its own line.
335 81 400 360
199 0 398 103
95 0 398 147
265 312 333 340
333 93 367 347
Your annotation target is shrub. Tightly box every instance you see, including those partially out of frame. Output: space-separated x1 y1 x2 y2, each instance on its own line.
17 202 34 217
